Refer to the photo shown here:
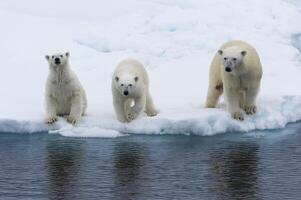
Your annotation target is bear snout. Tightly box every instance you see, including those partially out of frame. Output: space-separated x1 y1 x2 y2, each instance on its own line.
54 57 61 65
225 67 232 72
123 91 129 96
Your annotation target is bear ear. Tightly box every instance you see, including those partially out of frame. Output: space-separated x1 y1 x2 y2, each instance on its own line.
115 76 119 82
218 50 223 55
134 76 139 82
241 51 247 56
45 55 50 60
65 52 70 58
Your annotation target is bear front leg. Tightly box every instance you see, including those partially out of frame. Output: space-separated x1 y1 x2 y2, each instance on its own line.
239 91 245 109
113 94 127 123
225 87 244 121
67 91 82 124
45 95 58 124
126 95 146 122
145 91 158 117
244 86 259 115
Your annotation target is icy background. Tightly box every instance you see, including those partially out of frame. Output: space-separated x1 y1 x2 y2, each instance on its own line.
0 0 301 137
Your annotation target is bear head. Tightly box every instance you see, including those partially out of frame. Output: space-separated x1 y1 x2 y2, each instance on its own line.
114 75 139 97
45 52 70 67
218 47 246 73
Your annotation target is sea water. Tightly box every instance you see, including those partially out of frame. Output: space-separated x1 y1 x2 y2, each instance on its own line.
0 122 301 200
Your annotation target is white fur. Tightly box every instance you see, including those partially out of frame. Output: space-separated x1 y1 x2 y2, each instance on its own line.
45 52 87 124
112 58 157 122
205 40 262 120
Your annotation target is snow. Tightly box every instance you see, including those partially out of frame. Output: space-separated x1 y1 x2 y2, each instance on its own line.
0 0 300 137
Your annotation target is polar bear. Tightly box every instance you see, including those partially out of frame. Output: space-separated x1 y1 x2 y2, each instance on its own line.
45 52 87 124
112 58 158 122
205 40 262 120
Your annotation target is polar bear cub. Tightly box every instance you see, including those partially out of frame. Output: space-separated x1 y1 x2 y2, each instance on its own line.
45 52 87 124
112 58 158 122
205 40 262 120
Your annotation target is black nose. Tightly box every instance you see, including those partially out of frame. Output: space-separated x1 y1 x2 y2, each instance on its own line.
225 67 232 72
123 91 129 96
54 58 61 65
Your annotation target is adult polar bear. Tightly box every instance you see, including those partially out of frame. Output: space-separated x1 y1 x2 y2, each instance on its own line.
112 58 158 122
205 40 262 121
45 52 87 124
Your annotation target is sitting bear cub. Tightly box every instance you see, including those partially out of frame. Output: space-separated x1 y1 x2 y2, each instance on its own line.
205 40 262 121
45 52 87 124
112 58 158 122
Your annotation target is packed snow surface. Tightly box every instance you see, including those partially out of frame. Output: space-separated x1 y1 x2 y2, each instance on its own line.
0 0 300 137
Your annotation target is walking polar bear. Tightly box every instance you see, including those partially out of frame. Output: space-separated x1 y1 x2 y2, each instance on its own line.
112 58 158 122
45 52 87 124
205 40 263 121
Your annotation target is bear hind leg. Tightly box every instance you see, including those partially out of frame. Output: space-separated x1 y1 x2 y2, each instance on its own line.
205 83 223 108
145 91 158 117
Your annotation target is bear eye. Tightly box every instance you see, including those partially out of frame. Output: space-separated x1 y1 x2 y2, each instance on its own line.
129 84 132 87
233 58 237 61
52 56 54 59
224 57 227 60
60 55 63 58
121 84 124 86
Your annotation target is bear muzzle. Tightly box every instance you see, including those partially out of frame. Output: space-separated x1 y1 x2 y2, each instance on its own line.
225 67 232 72
123 90 129 96
54 58 61 65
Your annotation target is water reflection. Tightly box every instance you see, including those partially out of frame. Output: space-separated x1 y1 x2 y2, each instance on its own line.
210 142 259 200
1 123 301 200
46 138 85 200
112 141 148 200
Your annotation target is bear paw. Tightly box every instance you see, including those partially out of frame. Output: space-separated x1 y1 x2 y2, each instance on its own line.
126 111 138 122
46 116 58 124
244 105 257 115
146 110 158 117
231 111 244 121
117 116 127 123
206 105 216 108
205 102 216 108
67 116 79 124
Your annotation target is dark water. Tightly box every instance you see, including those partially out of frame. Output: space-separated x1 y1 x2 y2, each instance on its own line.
1 123 301 200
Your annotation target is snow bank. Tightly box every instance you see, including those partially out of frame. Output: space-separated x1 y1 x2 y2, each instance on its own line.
1 96 300 137
0 0 301 137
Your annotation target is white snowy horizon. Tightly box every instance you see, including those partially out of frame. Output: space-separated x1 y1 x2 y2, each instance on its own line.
0 0 300 137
